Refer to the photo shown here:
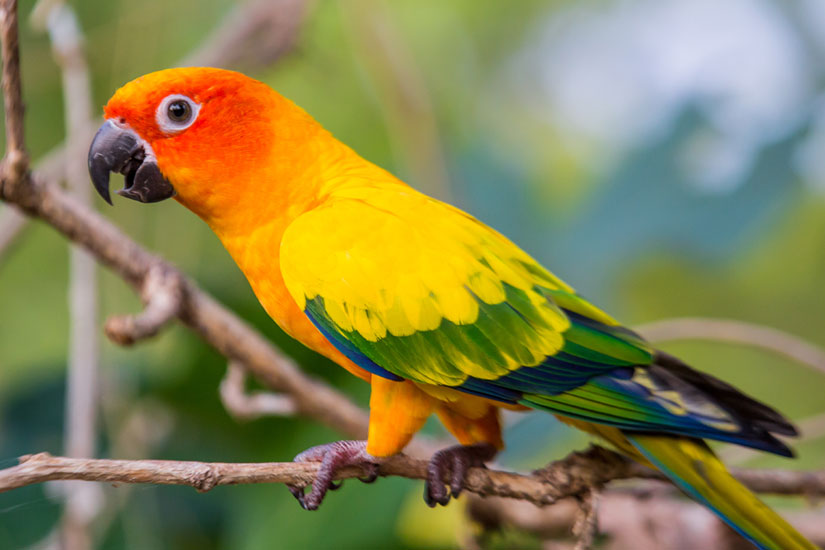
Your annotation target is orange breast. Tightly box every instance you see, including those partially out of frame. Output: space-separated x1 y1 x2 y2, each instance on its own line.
219 222 372 382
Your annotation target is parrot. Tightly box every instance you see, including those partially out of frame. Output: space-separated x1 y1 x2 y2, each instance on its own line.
87 67 815 550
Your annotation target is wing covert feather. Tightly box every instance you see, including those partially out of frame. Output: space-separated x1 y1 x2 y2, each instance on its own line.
280 187 578 385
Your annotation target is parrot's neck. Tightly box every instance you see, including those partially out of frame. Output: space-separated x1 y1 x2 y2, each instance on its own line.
191 135 408 351
185 133 408 312
177 131 386 237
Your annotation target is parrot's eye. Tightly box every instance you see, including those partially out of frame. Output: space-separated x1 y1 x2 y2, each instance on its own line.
156 94 200 134
168 101 190 122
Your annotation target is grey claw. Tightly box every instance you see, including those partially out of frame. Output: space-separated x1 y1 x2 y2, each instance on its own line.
424 443 498 507
286 440 380 511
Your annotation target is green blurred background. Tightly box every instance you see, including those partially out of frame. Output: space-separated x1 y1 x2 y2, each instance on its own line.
1 0 824 548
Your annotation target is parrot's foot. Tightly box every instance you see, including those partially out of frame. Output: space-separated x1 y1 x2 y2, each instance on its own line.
425 442 498 507
287 440 380 511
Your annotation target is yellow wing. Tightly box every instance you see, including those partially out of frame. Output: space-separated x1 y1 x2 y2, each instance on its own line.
279 184 609 386
279 182 796 459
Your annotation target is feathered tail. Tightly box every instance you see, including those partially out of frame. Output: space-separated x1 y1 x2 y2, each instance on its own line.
627 433 815 550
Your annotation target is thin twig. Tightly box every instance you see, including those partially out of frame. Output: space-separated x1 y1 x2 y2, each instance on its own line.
638 317 825 376
33 2 102 549
180 0 307 69
572 489 598 550
0 0 25 162
104 262 184 345
220 361 297 420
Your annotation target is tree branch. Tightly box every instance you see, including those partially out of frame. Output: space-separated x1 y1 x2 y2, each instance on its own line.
219 360 297 420
180 0 307 70
104 262 184 345
637 317 825 376
0 0 25 165
2 447 824 505
571 488 598 550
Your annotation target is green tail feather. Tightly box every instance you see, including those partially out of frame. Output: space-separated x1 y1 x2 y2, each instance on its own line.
627 433 816 550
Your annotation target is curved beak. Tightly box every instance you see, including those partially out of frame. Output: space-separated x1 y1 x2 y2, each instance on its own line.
87 120 175 205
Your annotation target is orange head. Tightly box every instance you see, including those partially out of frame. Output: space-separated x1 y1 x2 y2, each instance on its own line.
89 67 332 231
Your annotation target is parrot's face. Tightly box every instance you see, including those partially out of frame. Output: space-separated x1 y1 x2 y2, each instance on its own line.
88 68 289 220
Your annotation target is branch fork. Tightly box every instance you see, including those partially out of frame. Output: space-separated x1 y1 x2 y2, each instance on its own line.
104 262 184 345
219 360 297 420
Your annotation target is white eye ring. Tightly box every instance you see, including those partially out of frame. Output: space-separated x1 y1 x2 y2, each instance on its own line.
156 94 200 134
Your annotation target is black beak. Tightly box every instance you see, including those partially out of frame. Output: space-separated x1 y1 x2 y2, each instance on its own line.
88 120 175 205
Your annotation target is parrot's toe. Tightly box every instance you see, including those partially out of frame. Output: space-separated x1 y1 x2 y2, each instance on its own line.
287 440 380 510
424 442 498 507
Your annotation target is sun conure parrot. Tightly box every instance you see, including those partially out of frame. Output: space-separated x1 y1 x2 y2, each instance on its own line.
87 67 815 550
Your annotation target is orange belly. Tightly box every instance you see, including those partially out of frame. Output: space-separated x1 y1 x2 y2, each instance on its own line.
220 225 372 382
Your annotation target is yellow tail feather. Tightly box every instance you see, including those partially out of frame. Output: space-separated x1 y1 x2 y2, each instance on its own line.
627 434 815 550
556 417 814 549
